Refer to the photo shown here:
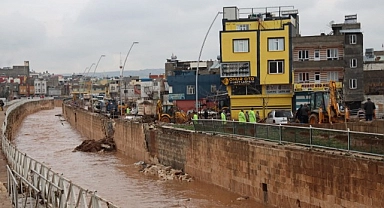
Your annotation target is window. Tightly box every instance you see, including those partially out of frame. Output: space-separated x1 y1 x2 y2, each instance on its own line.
236 24 249 30
221 62 250 77
314 72 320 83
231 85 262 95
268 60 284 74
350 58 357 68
233 39 249 52
314 50 320 61
327 72 339 81
327 49 338 60
298 72 309 82
349 79 357 89
349 34 356 44
266 85 291 94
298 50 309 61
211 85 216 93
186 85 195 95
268 38 284 51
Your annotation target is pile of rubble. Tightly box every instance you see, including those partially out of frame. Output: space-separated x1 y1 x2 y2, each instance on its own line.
74 137 116 152
134 161 193 182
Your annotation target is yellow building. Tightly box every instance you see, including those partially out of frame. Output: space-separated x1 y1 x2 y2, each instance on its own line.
220 6 299 119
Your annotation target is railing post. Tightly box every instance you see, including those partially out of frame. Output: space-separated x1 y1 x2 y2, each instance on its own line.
347 128 350 151
279 124 282 144
232 120 235 135
309 125 313 147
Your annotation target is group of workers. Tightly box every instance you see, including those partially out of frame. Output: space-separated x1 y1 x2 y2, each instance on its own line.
191 108 260 124
237 108 260 123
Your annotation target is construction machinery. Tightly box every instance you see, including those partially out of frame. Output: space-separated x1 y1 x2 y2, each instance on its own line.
308 81 349 124
156 100 189 124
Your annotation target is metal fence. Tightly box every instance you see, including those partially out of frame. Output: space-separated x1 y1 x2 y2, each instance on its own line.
193 119 384 156
1 99 118 208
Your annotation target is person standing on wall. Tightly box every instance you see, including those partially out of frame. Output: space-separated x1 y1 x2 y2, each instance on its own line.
0 100 4 111
238 109 246 123
300 104 309 123
256 111 260 122
249 108 256 123
204 109 209 119
193 111 198 124
296 104 303 123
221 110 227 124
364 98 376 121
126 106 130 115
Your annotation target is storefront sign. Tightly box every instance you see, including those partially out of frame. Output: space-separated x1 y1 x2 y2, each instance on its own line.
221 76 257 86
168 93 185 101
294 82 342 92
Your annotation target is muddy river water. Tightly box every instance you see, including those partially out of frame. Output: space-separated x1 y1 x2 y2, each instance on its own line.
13 108 267 208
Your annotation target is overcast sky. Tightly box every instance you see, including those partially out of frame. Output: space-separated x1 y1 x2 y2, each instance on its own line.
1 0 382 75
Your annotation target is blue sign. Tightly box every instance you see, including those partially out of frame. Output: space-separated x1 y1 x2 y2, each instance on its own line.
168 93 185 101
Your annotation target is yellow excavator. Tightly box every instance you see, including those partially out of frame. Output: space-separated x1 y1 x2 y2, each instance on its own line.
308 81 350 124
156 100 189 124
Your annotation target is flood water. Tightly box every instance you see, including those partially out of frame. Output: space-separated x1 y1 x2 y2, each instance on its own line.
13 108 266 208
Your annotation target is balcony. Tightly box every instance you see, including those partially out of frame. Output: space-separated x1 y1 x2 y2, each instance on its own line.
294 59 345 69
294 81 342 92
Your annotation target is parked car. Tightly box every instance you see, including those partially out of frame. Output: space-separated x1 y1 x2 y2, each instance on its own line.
265 110 294 124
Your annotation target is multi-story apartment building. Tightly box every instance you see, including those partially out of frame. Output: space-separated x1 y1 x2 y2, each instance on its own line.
220 6 299 119
364 49 384 95
292 15 364 110
34 79 47 96
0 61 30 77
165 55 223 112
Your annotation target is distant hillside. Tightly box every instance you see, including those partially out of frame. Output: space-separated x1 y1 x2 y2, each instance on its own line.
96 68 165 78
64 68 165 78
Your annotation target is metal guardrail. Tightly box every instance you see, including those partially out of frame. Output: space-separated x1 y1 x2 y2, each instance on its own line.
193 119 384 156
1 98 119 208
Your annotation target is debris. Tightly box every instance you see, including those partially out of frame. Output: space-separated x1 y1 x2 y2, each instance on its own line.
135 162 193 182
74 137 116 152
236 196 249 201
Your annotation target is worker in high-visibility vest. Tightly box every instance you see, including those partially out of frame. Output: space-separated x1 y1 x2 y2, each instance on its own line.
238 109 246 122
126 106 130 115
193 111 198 124
221 110 227 124
249 108 256 123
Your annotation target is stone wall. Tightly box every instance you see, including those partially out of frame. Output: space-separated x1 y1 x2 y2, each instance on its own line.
6 100 54 140
63 105 384 208
62 105 110 141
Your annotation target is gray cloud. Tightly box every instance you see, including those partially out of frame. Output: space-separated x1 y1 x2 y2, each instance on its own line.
0 0 382 74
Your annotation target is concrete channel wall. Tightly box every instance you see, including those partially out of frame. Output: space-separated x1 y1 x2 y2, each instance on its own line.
5 99 54 140
63 105 384 208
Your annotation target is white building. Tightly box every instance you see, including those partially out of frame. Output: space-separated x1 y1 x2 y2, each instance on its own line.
34 79 47 95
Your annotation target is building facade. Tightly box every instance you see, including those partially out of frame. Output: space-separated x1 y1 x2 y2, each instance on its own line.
34 79 47 96
165 56 223 112
220 6 299 119
292 35 345 110
292 15 364 111
332 15 364 109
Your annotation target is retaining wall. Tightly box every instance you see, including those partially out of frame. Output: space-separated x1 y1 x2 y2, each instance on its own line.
6 100 54 140
63 105 384 208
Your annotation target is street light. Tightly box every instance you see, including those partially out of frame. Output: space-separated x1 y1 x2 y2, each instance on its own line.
92 55 106 78
195 12 222 112
120 41 139 116
90 55 106 113
86 63 96 77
